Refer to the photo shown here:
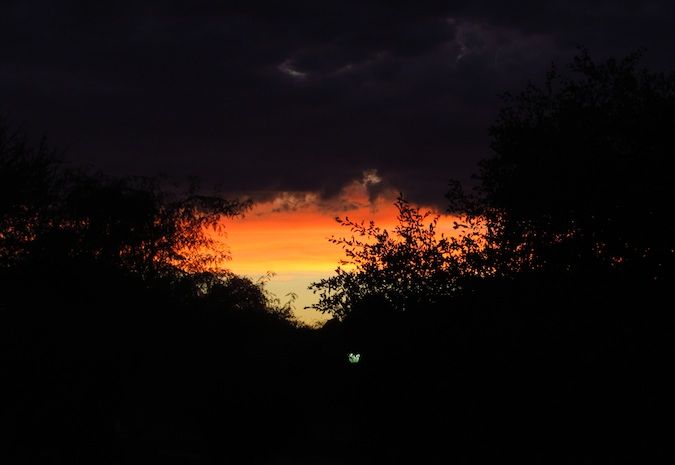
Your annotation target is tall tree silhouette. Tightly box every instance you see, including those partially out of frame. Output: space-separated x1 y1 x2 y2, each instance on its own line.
0 120 61 267
2 119 304 464
0 119 248 279
440 52 675 461
450 50 675 277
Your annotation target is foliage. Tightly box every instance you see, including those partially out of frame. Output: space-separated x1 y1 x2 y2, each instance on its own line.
313 50 675 321
1 116 305 464
309 195 481 319
452 49 675 277
58 174 246 277
0 118 300 326
0 119 248 279
0 120 61 265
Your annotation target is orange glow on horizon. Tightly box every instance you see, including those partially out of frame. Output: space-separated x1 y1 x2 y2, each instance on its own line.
222 178 458 325
226 196 402 274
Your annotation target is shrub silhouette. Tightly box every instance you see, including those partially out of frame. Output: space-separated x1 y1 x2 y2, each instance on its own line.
308 51 675 463
0 119 305 464
309 195 481 319
449 49 675 278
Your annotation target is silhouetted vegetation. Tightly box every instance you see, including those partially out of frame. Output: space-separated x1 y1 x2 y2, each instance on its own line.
309 195 482 318
3 50 674 464
1 120 307 464
451 49 675 278
309 50 674 463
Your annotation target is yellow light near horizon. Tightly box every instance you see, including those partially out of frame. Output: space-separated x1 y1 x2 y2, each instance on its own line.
220 188 460 324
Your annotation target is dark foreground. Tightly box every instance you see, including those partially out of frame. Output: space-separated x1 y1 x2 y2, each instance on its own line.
2 266 672 464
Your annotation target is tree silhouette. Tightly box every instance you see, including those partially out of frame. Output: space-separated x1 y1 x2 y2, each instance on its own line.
1 118 305 464
1 119 250 280
451 50 675 277
58 174 246 277
0 119 61 267
310 195 482 319
438 51 675 462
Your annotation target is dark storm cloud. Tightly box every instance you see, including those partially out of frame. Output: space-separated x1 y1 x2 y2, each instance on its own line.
2 0 675 205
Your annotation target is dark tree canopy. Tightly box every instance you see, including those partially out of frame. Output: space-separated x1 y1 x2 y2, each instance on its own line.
0 121 60 266
57 175 244 277
1 118 307 464
315 51 675 320
468 50 675 276
310 195 482 319
0 119 247 278
0 118 302 323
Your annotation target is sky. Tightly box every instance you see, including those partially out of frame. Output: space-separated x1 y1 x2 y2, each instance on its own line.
3 1 675 321
225 170 458 324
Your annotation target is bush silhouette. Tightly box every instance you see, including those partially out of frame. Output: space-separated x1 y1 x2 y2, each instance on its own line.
450 49 675 278
0 119 306 464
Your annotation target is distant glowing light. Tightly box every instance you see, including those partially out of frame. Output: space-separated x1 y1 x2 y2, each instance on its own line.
348 352 361 364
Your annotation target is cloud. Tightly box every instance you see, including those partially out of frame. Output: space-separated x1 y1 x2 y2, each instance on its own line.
278 59 308 79
2 0 675 207
246 168 397 216
269 192 318 212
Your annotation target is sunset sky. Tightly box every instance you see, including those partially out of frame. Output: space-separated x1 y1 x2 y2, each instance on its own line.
3 1 675 322
225 171 458 324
